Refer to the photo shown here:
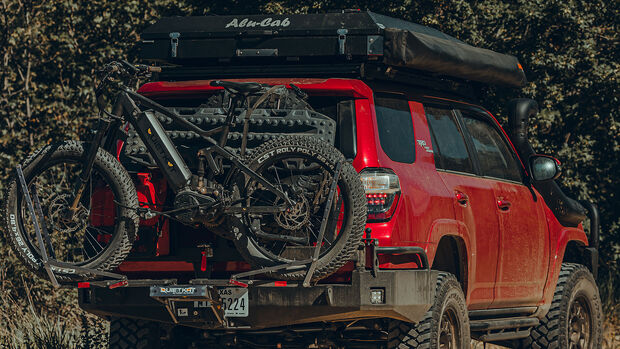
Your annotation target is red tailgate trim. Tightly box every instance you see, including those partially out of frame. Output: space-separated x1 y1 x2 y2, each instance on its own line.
118 261 195 272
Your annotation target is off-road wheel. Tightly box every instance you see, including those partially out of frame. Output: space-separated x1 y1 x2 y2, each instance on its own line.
387 272 470 348
520 263 602 349
3 141 139 281
108 317 164 349
234 135 366 280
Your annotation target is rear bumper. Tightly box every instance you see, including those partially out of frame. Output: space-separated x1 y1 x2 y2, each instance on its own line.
79 269 436 329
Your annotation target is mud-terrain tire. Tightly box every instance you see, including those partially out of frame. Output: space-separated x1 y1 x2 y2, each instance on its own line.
108 317 163 349
3 141 139 281
387 272 470 348
235 135 366 280
520 263 602 349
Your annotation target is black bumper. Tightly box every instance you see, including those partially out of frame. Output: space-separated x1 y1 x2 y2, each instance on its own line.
79 269 436 329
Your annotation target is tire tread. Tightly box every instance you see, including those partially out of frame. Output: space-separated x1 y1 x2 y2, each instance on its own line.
522 263 602 349
387 272 469 348
108 317 160 349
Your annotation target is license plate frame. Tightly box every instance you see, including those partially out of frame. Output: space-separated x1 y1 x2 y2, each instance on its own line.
218 287 249 318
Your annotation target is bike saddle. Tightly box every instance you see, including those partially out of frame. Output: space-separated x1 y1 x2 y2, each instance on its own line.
210 80 263 93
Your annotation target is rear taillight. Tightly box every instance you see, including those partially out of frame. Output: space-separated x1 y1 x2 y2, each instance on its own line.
360 169 400 222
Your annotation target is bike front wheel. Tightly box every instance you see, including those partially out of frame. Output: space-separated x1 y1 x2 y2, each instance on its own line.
234 135 367 280
3 141 139 282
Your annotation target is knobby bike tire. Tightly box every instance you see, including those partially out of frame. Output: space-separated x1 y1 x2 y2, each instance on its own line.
234 135 367 280
3 141 139 281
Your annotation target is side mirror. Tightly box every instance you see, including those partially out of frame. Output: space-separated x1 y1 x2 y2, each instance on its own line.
529 154 562 182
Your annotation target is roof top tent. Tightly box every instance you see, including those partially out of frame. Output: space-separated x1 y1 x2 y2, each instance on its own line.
138 10 527 88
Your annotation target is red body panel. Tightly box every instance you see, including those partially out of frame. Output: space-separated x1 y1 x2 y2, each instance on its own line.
436 172 499 309
120 78 589 311
490 181 549 308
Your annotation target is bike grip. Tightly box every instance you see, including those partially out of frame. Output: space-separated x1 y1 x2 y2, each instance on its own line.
148 66 162 73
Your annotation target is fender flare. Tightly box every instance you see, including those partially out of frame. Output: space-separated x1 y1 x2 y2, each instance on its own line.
539 227 588 308
424 218 473 297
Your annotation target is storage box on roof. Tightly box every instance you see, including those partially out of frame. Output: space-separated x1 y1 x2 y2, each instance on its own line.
139 10 526 87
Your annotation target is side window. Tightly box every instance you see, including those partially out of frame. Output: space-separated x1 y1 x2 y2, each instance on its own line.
460 112 523 182
425 106 474 173
374 96 415 163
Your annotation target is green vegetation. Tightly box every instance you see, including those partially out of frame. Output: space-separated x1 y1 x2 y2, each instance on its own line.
0 1 617 348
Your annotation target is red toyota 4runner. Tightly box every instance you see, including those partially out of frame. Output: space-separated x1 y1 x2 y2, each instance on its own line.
83 76 601 348
4 11 602 349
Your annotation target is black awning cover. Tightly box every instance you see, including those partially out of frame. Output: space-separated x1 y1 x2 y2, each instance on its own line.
383 27 527 87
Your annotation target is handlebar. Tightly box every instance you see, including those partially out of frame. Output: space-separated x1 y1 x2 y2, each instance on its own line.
95 61 162 105
104 60 161 76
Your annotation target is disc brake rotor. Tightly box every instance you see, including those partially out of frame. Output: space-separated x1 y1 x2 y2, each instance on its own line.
48 193 89 234
275 194 310 230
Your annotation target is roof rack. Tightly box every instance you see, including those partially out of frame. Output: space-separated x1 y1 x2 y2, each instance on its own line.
155 62 480 100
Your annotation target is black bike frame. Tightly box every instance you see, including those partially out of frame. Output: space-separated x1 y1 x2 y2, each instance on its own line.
76 86 291 209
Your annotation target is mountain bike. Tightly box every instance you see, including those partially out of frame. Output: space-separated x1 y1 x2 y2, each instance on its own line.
3 60 366 282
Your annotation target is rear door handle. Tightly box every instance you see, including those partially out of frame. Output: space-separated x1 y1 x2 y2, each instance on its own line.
455 191 469 206
497 199 512 211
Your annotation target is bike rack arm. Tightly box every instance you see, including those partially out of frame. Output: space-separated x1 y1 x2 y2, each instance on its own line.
303 161 343 287
16 165 60 288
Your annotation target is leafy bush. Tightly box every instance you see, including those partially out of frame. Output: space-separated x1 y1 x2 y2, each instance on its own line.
0 1 617 347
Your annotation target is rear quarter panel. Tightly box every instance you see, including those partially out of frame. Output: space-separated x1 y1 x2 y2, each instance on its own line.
361 98 469 272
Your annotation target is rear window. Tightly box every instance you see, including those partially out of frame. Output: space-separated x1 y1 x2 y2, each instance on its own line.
374 96 415 163
152 92 358 159
307 96 357 160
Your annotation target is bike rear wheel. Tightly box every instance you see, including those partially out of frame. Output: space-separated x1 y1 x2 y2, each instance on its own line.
234 135 366 280
3 141 139 281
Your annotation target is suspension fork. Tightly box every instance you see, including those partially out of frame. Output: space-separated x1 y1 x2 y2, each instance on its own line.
69 110 117 212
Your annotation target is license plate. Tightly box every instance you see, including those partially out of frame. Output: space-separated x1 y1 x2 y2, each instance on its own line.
218 288 249 317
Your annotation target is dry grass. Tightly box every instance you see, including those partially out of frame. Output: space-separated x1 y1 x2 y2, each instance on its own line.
602 301 620 349
0 269 107 349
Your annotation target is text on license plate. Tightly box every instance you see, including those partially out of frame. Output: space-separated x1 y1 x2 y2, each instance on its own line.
218 288 248 317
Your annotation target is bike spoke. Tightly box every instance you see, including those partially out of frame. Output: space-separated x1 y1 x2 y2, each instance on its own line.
18 160 119 266
85 227 106 251
242 152 350 263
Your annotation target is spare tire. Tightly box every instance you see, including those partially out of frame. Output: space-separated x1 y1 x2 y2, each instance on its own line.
234 135 366 280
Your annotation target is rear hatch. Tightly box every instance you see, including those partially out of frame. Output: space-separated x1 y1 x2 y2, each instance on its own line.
111 78 369 282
